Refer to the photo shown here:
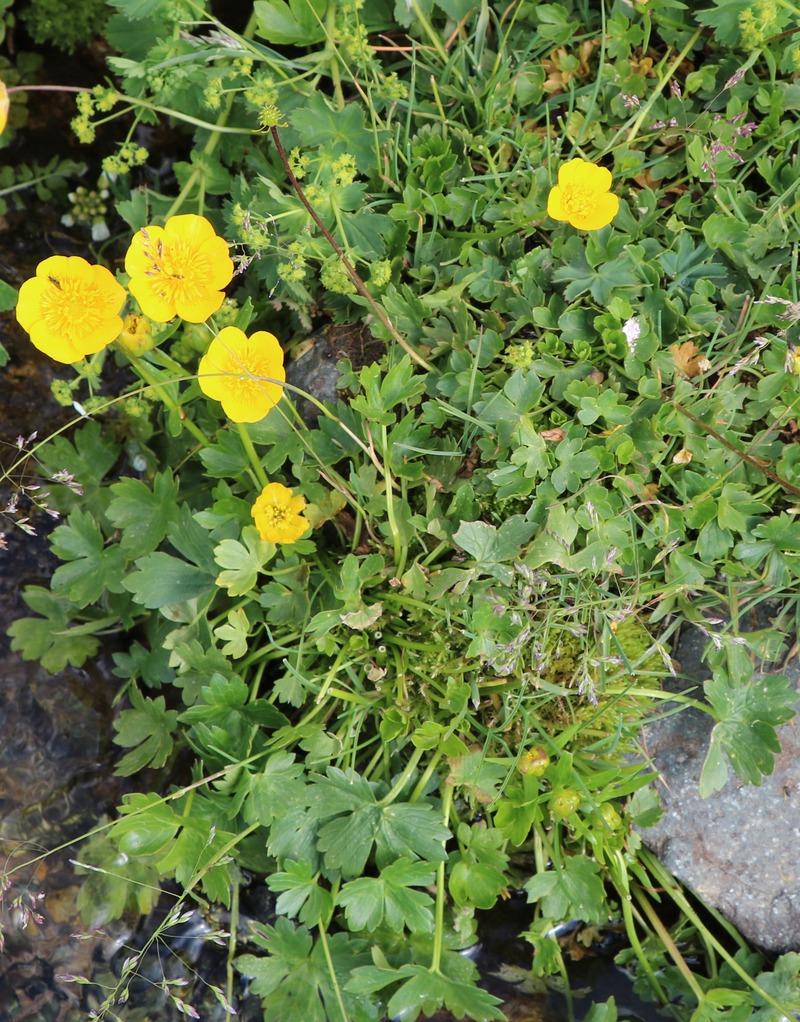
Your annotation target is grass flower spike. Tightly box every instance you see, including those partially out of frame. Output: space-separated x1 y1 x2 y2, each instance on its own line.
16 255 126 363
547 158 619 230
198 326 285 422
252 482 309 544
124 213 234 323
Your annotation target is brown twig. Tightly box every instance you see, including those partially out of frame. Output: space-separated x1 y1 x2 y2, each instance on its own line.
269 126 434 372
672 400 800 499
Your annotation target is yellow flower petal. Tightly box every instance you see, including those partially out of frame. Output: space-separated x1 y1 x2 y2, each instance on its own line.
198 326 286 423
546 185 568 221
0 80 9 138
124 214 233 323
558 158 611 193
251 482 308 544
16 255 126 363
574 190 619 231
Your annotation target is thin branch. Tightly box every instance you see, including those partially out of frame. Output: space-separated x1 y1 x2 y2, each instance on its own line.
269 125 434 372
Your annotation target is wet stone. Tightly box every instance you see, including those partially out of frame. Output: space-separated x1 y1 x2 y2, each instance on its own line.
638 622 800 952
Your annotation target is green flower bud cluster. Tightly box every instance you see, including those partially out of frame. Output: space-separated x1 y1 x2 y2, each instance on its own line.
289 148 310 180
203 77 225 112
372 72 409 105
103 141 149 176
504 340 536 368
321 255 356 295
739 0 781 48
332 154 357 187
278 243 308 284
369 260 392 289
244 74 281 129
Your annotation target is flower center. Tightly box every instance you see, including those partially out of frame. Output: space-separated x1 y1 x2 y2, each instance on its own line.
142 235 215 305
561 183 598 218
263 503 289 526
41 273 105 342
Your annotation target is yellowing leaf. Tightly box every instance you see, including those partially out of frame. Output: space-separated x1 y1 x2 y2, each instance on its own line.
670 341 705 378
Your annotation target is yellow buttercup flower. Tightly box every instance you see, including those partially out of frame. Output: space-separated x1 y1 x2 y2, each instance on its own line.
124 213 234 323
16 255 126 363
547 158 619 231
0 80 9 138
197 326 285 423
116 312 155 355
252 482 309 544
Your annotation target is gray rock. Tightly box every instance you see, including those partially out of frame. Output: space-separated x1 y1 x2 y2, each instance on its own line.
638 624 800 952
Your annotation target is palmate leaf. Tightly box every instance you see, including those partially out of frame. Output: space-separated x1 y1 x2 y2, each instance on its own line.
236 918 376 1022
307 768 449 877
113 684 179 776
699 671 797 796
50 509 127 608
243 752 307 828
524 855 607 924
267 860 334 927
253 0 326 46
347 962 504 1022
36 420 120 514
337 858 435 933
8 585 102 672
214 527 275 597
122 551 215 608
106 470 180 559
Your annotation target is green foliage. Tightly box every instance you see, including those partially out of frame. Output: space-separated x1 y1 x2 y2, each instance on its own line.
7 0 800 1017
113 685 179 775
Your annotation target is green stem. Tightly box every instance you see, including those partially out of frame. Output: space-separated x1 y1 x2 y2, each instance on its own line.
612 851 668 1004
430 784 454 974
409 749 444 802
226 876 240 1012
410 0 449 63
318 920 350 1022
380 744 426 805
632 886 706 1003
641 849 797 1017
236 422 269 489
125 351 208 446
381 424 405 574
325 6 345 109
623 29 702 147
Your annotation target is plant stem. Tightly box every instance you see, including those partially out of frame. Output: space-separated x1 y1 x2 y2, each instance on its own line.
430 783 454 974
269 126 434 371
381 744 426 805
126 352 209 446
236 422 269 489
318 920 350 1022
